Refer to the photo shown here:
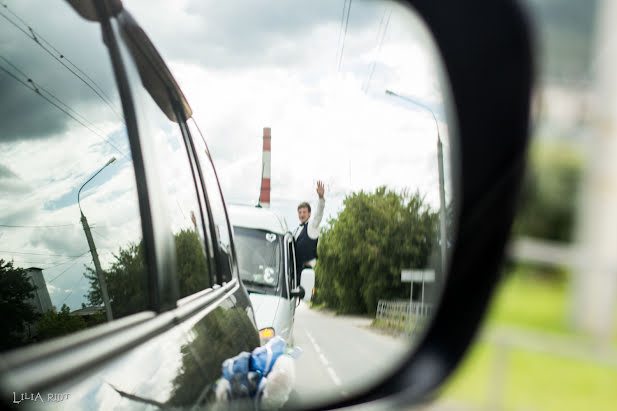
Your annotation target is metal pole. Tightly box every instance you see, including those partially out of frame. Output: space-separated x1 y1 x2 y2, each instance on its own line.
81 212 113 321
78 157 116 322
421 276 425 316
407 281 413 326
437 137 447 273
385 90 447 273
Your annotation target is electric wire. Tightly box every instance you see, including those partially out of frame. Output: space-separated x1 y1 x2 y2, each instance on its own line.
364 9 391 93
338 0 353 71
4 256 85 270
47 251 92 283
90 228 111 242
0 5 124 121
0 223 78 228
0 249 90 257
0 63 127 158
0 56 109 138
59 271 86 306
335 0 348 68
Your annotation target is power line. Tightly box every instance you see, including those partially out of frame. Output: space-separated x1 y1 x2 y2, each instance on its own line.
90 227 111 242
1 56 108 137
47 251 92 283
41 257 88 270
0 5 124 121
335 0 348 68
0 223 78 228
0 62 127 158
364 9 391 93
59 271 88 308
3 256 83 270
0 249 90 257
338 0 353 71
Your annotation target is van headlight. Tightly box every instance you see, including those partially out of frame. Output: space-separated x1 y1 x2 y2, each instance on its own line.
259 327 275 345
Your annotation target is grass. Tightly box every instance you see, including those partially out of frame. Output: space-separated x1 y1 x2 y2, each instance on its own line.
437 268 617 411
486 269 571 334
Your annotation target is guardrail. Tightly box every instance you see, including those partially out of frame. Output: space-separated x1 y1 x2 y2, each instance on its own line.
375 300 433 334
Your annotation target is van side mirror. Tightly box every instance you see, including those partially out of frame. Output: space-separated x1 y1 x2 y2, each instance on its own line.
299 268 315 303
290 286 305 299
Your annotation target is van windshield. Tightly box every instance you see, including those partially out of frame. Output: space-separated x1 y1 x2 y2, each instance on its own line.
233 227 282 289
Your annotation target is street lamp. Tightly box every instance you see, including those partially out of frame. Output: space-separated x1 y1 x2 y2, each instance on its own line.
385 89 448 275
78 156 116 322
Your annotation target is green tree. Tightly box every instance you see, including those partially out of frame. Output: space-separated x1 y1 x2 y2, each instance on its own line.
85 230 211 316
36 304 91 340
85 241 148 318
175 229 212 297
0 259 38 350
313 187 439 314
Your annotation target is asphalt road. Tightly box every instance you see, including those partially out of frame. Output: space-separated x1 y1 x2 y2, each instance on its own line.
290 302 410 406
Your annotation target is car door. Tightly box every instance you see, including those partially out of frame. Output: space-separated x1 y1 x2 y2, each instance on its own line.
0 2 258 409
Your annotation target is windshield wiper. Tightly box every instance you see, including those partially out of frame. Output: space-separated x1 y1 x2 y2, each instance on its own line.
241 279 277 294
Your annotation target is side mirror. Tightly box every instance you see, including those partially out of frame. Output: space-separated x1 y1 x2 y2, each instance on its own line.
289 286 305 300
299 268 315 303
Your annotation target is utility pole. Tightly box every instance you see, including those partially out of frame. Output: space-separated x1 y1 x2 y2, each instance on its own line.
386 90 448 273
437 137 447 273
80 211 113 321
78 157 116 322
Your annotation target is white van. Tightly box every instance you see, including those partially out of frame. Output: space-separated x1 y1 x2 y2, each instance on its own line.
228 205 313 345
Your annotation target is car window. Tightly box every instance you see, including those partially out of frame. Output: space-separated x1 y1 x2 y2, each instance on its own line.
187 119 235 284
112 19 213 298
233 227 282 291
0 1 147 352
288 240 297 290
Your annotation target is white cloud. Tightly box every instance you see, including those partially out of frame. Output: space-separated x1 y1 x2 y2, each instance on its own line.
2 0 456 311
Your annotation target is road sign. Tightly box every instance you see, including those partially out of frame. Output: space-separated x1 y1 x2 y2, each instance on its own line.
401 269 435 283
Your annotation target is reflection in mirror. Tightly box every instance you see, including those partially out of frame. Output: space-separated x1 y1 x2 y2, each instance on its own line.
123 0 456 405
0 0 148 352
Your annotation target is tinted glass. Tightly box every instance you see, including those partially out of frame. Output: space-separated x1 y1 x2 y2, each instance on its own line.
288 240 297 290
116 0 456 407
0 1 147 352
233 227 282 289
187 119 235 283
113 21 213 298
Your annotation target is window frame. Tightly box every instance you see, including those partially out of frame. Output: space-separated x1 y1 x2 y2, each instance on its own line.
183 122 240 286
284 233 297 298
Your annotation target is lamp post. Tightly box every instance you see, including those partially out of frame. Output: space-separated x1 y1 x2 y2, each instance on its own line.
78 157 116 322
385 89 447 274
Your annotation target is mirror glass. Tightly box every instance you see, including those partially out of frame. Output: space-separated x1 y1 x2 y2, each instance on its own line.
0 0 456 406
127 0 456 404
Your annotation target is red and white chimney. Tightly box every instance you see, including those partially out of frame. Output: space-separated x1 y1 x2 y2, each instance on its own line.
259 127 271 208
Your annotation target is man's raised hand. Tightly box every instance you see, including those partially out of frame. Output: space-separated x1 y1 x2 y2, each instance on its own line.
316 180 325 199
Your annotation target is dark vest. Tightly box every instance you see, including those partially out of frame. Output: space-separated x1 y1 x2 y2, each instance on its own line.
295 223 318 269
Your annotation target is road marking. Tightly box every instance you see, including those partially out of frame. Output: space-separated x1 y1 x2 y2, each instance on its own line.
318 353 329 365
326 367 342 386
305 330 342 387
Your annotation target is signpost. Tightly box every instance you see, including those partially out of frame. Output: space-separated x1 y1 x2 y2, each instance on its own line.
401 269 435 330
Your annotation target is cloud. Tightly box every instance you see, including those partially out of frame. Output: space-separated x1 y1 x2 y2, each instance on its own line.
1 0 456 312
0 164 32 195
0 0 121 142
124 0 383 70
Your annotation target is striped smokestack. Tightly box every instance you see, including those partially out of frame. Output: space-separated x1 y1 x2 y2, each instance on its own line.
259 127 271 208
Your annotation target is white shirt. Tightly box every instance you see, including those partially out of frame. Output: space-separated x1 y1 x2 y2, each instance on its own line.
294 197 325 268
294 197 325 240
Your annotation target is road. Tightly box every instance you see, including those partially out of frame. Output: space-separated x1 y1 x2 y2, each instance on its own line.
290 302 410 406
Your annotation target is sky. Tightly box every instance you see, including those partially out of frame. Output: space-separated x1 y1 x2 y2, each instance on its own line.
122 0 454 229
0 0 455 312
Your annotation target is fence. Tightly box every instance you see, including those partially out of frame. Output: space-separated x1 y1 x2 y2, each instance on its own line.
375 299 433 334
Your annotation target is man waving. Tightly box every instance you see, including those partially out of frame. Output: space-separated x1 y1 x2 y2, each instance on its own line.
294 181 325 281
